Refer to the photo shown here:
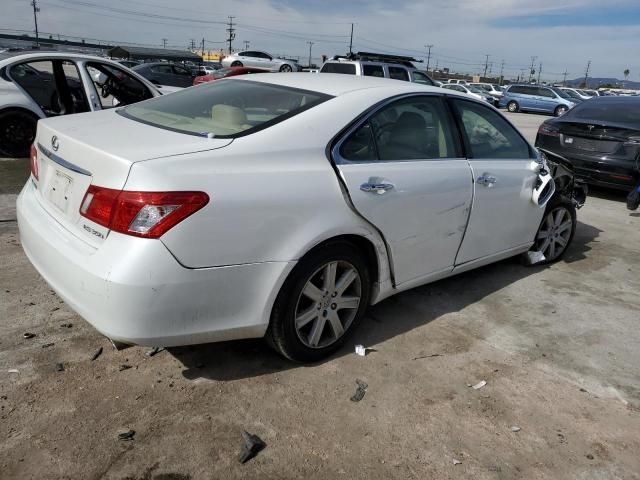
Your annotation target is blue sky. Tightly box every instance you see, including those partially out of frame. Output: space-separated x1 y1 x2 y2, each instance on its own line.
2 0 640 81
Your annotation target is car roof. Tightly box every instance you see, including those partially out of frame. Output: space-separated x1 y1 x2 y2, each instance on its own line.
236 72 447 97
324 58 417 70
0 51 115 66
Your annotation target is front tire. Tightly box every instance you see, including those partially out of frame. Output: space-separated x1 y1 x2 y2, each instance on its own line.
267 242 371 362
279 64 293 72
0 109 39 158
554 105 568 117
529 201 577 264
507 101 520 113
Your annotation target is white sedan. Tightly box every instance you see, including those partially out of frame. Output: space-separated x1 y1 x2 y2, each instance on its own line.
441 83 494 103
17 74 583 362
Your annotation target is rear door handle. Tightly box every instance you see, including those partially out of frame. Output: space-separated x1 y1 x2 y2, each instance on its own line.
360 182 395 194
477 174 497 187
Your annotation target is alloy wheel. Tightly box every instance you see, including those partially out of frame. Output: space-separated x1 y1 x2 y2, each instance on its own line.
534 206 573 261
508 101 518 112
280 64 293 72
294 260 361 349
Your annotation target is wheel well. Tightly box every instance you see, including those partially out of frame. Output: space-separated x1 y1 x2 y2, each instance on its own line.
0 107 40 120
304 234 380 290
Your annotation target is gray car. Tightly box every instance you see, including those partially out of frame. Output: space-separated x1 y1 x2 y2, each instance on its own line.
220 51 301 72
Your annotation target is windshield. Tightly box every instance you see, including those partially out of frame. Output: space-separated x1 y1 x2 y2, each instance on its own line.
562 89 581 99
121 79 331 138
468 87 484 94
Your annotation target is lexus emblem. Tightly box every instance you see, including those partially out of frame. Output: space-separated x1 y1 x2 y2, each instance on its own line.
51 136 59 151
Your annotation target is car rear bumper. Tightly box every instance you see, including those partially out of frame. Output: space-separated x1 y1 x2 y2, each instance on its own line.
17 180 293 347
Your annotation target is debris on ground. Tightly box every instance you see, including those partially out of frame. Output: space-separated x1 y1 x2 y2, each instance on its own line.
580 388 587 393
472 380 487 390
355 345 366 356
511 426 521 432
90 347 103 361
119 364 132 372
55 363 65 372
350 379 368 402
525 250 546 265
8 369 19 374
412 353 442 360
60 323 73 328
238 431 267 464
42 343 54 348
488 465 502 472
453 458 462 465
22 332 36 339
118 429 135 441
145 347 164 357
586 454 594 460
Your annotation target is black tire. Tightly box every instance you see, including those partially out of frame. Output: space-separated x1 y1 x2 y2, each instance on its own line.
230 61 243 67
507 101 520 113
279 64 293 72
526 199 577 265
0 109 39 158
266 242 371 362
554 105 568 117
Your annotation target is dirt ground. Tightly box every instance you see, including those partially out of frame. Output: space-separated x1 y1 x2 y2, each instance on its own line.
1 114 640 479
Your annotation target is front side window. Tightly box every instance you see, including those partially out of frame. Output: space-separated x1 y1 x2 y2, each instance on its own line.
320 63 356 74
150 64 173 74
362 65 384 77
86 62 153 109
453 99 532 159
340 96 456 161
172 65 191 76
122 79 331 138
388 67 409 81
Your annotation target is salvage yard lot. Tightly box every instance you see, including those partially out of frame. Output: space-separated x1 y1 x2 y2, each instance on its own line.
1 113 640 479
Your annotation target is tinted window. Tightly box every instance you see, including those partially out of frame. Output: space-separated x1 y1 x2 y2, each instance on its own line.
412 71 435 86
173 65 191 76
150 65 173 74
388 67 409 81
537 88 556 98
122 80 331 138
341 96 456 161
362 65 384 77
320 63 356 74
566 100 640 126
255 52 271 59
453 100 532 159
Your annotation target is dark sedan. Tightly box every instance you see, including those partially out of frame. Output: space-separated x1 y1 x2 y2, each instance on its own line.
535 97 640 190
131 62 194 88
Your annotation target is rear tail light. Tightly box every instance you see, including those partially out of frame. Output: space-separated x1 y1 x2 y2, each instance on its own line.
79 186 209 239
30 144 39 180
538 123 560 137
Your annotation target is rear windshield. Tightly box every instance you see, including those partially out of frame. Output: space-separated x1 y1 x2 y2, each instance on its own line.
566 101 640 126
120 79 331 138
320 63 356 74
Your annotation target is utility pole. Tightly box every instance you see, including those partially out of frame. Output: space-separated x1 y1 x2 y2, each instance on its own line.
30 0 40 47
424 44 433 72
162 38 168 48
528 56 537 83
537 62 542 84
434 60 438 72
499 60 505 85
243 40 250 50
583 60 591 88
349 23 354 56
488 62 493 76
201 38 205 58
483 54 490 78
562 70 568 86
189 39 196 50
307 41 314 68
226 16 236 54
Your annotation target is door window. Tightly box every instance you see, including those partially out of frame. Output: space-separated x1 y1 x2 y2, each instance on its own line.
85 62 153 109
172 65 191 76
254 52 272 60
10 60 89 116
412 71 435 85
150 64 173 74
362 65 384 77
388 66 409 81
339 96 457 162
452 99 533 159
537 87 555 98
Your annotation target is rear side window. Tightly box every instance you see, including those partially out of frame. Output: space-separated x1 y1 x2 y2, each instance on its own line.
339 96 457 162
122 79 331 138
362 65 384 77
150 65 173 74
388 67 409 81
412 71 435 86
320 63 356 75
537 88 555 98
453 99 532 159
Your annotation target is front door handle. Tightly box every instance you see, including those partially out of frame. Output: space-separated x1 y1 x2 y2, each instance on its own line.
477 174 497 187
360 182 395 194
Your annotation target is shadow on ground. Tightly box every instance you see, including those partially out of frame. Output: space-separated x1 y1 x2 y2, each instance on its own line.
172 219 602 382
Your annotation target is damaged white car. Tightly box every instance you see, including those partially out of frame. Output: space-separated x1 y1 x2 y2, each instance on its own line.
17 74 586 362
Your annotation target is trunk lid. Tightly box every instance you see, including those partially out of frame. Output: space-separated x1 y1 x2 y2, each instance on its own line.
556 120 638 154
32 110 231 247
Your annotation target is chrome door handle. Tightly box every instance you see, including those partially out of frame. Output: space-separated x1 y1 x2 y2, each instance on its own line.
477 174 497 187
360 182 395 194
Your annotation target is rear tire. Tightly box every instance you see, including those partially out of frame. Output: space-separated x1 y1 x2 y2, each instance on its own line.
554 105 568 117
267 242 371 362
526 200 577 265
507 101 520 113
0 109 38 158
279 64 293 72
231 61 243 67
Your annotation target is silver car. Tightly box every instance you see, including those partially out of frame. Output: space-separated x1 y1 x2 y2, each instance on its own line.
221 51 300 72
